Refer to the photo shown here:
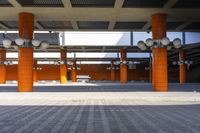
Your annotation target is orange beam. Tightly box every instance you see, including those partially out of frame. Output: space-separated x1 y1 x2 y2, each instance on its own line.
18 12 34 92
71 60 77 82
120 49 127 83
179 49 186 84
152 13 168 91
111 60 115 82
0 49 6 84
60 49 67 84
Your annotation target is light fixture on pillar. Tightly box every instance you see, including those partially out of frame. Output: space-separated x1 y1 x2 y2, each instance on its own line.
40 41 49 50
106 66 119 70
2 38 12 49
2 37 48 49
113 60 139 65
54 60 72 65
0 61 13 66
137 37 182 50
172 60 193 70
33 66 42 70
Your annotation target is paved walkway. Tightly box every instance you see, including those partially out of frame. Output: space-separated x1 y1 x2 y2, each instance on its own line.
0 90 199 133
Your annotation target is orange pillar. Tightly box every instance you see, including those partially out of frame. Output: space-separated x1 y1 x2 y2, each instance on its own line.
33 60 37 83
71 60 77 82
149 53 152 82
179 49 186 84
60 49 67 84
18 12 34 92
152 13 168 91
120 49 127 83
111 60 115 83
0 49 6 84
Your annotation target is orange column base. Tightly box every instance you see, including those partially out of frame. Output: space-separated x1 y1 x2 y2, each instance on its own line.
33 70 37 83
152 48 168 91
0 65 6 84
18 48 33 92
71 70 77 82
111 69 115 83
180 64 186 84
120 64 127 84
60 64 67 84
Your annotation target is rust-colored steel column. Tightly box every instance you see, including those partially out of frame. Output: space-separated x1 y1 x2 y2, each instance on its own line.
152 13 168 91
18 12 34 92
33 60 37 83
60 49 67 84
71 60 77 82
0 49 6 84
120 49 127 84
111 60 115 83
179 49 186 84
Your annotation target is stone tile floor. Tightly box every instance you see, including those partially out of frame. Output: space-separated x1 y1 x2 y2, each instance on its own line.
0 83 199 133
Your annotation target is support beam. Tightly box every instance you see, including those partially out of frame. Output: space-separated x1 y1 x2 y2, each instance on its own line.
0 49 6 84
18 12 34 92
108 0 124 30
175 22 193 30
0 23 9 30
71 60 77 82
163 0 179 8
142 21 151 31
71 20 79 30
111 59 115 83
8 0 21 7
60 49 67 84
102 46 106 52
35 22 44 30
61 0 72 8
108 21 116 31
120 49 127 83
179 49 186 84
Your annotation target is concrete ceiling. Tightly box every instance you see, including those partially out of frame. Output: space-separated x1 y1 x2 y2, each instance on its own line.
0 0 200 31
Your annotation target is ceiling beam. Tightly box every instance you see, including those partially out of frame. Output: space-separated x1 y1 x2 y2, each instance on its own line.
108 22 116 31
175 21 193 30
163 0 179 8
81 46 86 52
0 23 9 30
101 46 106 52
71 20 79 30
142 21 151 31
108 0 125 30
8 0 21 8
61 0 72 8
35 22 44 30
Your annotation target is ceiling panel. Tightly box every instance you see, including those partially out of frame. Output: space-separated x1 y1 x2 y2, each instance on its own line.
0 21 18 29
167 22 184 30
183 22 200 30
173 0 200 8
0 0 12 7
114 22 146 29
38 21 72 29
16 0 64 7
123 0 167 8
78 21 109 29
70 0 116 7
